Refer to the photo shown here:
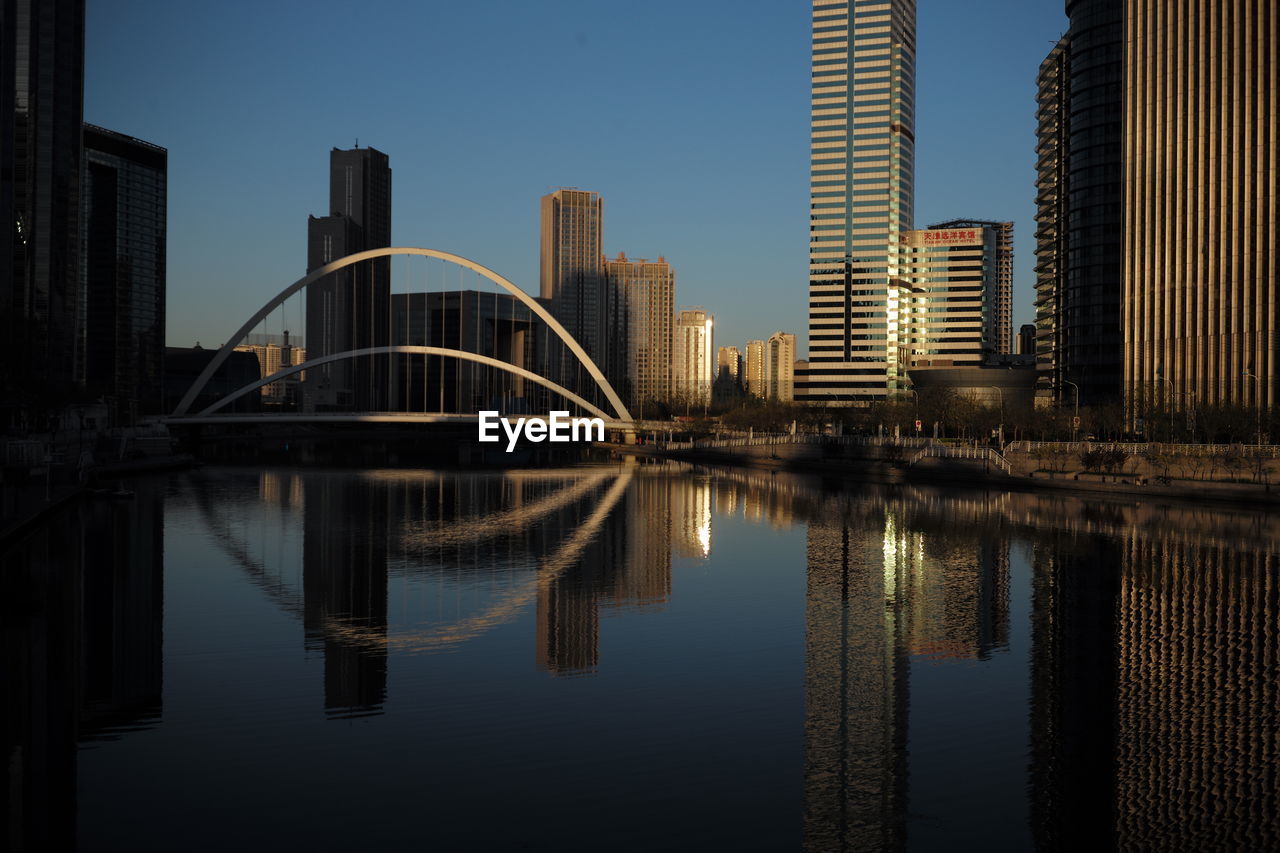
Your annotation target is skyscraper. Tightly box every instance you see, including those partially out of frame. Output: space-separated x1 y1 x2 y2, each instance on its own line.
605 252 673 411
1 0 85 421
540 189 619 396
1034 2 1124 406
1122 2 1279 409
305 146 391 411
805 0 916 403
673 308 714 408
80 124 167 424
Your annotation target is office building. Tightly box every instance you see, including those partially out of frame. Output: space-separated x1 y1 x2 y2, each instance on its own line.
805 0 916 403
80 124 167 423
305 146 391 411
605 252 673 410
1 0 85 421
390 290 543 415
673 308 713 408
745 339 766 398
902 223 1003 368
1122 2 1279 409
766 332 797 402
1034 3 1123 405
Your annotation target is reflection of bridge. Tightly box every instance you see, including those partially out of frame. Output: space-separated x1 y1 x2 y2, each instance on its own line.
167 246 635 428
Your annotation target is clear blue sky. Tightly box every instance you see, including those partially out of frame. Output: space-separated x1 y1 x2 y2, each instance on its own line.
85 0 1068 352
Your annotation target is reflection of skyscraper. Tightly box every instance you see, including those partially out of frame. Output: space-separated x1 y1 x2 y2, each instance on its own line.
804 510 908 853
1113 537 1280 850
671 473 712 559
1029 531 1122 851
905 538 1009 661
303 475 389 717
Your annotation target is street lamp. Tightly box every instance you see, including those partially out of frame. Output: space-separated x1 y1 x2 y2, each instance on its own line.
1244 370 1263 444
1063 379 1080 440
1155 371 1174 441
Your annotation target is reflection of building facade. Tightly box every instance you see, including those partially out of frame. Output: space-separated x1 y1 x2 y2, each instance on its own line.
904 539 1009 660
303 475 389 717
2 480 164 850
804 512 909 853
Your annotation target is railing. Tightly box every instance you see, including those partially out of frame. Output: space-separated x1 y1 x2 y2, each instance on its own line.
1006 440 1280 458
911 443 1012 475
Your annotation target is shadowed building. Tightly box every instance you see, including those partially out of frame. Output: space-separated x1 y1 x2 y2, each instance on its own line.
305 146 391 412
389 290 544 415
80 124 167 423
1 0 85 423
606 252 674 411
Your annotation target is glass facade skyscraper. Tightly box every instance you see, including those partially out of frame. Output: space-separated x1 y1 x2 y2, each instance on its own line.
805 0 916 403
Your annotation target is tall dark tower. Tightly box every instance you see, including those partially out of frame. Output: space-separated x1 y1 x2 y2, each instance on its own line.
305 146 391 411
0 0 85 423
1034 2 1124 406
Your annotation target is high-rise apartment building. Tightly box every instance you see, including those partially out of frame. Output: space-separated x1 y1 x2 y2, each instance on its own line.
605 252 673 410
766 332 797 402
716 346 743 385
305 146 391 411
80 124 167 423
805 0 916 403
1122 2 1279 409
901 224 1004 368
744 339 766 398
1034 2 1124 406
540 189 621 397
673 308 713 408
1 0 85 420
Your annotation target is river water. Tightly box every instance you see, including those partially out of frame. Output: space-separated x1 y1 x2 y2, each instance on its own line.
3 461 1277 851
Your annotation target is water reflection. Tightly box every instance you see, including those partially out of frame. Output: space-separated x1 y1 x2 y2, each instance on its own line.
1 462 1277 850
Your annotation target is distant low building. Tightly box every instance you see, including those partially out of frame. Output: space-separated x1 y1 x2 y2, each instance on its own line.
164 346 262 414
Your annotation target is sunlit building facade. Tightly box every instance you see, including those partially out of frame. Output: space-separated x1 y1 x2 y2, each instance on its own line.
901 224 1003 368
745 339 766 398
804 0 916 403
673 307 714 407
766 332 797 401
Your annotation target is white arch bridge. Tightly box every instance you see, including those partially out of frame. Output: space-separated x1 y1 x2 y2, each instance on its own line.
168 247 637 430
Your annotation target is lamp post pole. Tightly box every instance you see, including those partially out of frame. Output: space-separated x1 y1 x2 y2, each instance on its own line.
987 385 1004 448
1063 379 1080 440
1155 373 1174 441
1244 370 1262 444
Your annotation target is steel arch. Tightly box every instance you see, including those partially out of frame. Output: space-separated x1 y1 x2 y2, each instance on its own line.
197 345 613 421
172 247 633 421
